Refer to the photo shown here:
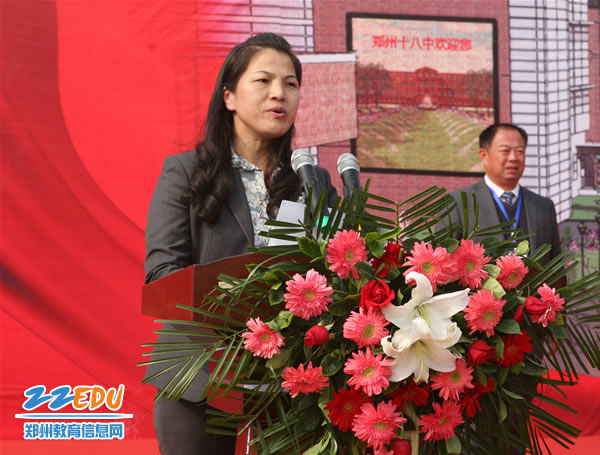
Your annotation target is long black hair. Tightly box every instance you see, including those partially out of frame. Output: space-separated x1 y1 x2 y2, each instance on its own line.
183 33 302 223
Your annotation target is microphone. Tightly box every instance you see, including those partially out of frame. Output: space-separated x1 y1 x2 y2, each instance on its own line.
337 153 361 198
291 148 324 215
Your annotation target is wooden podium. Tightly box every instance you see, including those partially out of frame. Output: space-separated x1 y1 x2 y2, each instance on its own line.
141 253 295 455
141 253 275 323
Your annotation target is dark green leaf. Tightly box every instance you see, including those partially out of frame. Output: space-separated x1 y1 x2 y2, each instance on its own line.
377 227 403 241
502 387 525 400
510 361 524 375
262 271 282 286
478 363 498 374
298 236 323 258
367 238 386 258
328 296 359 316
439 237 459 252
321 351 344 376
274 311 294 329
319 311 334 326
498 366 509 386
364 232 379 244
354 261 375 279
302 439 327 455
296 406 324 432
323 338 341 352
297 393 317 411
491 335 505 358
388 266 401 281
549 322 567 340
553 311 565 326
520 363 547 376
495 319 522 335
304 343 313 361
317 386 332 411
269 288 285 305
498 396 507 422
474 367 488 387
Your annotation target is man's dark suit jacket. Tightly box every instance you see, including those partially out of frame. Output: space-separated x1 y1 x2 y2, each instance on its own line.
144 150 337 402
448 180 561 265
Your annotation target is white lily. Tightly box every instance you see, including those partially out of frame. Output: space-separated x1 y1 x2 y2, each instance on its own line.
381 317 461 382
381 271 470 338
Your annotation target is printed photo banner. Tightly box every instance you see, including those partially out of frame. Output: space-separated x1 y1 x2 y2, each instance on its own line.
348 14 498 175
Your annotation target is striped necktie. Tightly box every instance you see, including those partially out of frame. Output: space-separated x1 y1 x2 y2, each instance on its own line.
500 191 515 207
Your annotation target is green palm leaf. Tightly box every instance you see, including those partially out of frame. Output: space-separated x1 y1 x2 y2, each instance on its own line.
141 187 600 454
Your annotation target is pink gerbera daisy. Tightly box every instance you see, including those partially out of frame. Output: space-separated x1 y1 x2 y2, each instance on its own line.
419 400 464 442
326 230 368 279
241 317 284 358
430 359 474 401
496 254 529 290
352 401 407 449
343 307 390 348
463 289 506 336
284 269 333 320
526 283 565 327
344 349 393 396
324 387 370 431
281 362 329 398
402 241 452 291
450 239 491 289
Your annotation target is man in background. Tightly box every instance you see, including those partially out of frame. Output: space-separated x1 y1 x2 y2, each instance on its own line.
448 123 561 265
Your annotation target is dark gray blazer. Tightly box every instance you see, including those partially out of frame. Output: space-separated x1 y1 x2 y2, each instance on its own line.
144 150 337 401
448 180 561 265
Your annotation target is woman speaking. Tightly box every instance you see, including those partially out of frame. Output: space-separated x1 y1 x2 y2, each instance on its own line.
143 33 337 455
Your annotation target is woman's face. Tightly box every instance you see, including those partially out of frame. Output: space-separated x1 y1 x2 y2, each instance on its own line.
224 48 300 144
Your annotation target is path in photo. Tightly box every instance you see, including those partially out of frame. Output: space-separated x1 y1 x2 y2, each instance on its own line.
357 107 490 172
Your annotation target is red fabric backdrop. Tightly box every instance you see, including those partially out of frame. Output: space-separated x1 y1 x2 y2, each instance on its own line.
1 0 222 440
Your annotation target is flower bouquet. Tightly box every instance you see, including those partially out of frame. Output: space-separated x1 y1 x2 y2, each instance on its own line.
143 186 600 455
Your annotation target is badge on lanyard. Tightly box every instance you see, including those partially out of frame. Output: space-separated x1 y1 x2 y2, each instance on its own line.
490 189 523 231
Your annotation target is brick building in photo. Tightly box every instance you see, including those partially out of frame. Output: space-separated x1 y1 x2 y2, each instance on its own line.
357 67 494 111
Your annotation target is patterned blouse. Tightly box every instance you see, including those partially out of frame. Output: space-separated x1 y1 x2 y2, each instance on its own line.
231 151 273 248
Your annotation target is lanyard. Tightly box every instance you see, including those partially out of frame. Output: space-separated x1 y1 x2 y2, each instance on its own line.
489 189 523 231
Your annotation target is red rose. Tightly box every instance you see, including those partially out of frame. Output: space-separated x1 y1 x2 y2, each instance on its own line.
391 439 412 455
359 279 395 312
371 242 403 278
525 296 549 322
304 325 329 347
467 339 496 366
513 305 525 324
